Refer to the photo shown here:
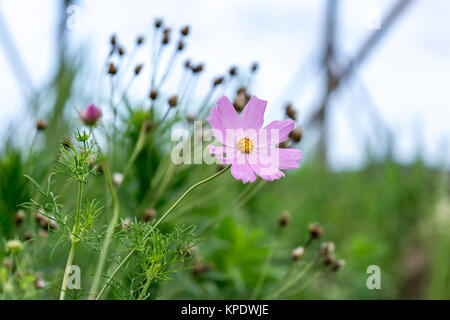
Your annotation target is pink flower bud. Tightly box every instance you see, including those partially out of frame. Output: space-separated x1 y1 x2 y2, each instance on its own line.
79 104 102 125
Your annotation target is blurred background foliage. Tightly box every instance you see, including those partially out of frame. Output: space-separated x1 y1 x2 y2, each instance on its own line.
0 0 449 300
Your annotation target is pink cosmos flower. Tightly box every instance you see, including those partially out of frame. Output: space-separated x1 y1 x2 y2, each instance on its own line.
79 104 102 125
207 96 302 183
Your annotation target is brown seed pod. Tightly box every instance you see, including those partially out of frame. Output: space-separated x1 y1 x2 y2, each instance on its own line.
180 25 190 36
154 18 163 29
36 119 47 131
110 34 117 47
292 246 305 260
285 103 297 120
229 66 237 76
14 210 26 226
308 222 323 239
24 230 32 241
118 46 125 56
289 127 303 143
134 64 143 75
136 35 145 45
213 76 225 87
279 211 290 227
251 62 259 72
192 63 204 74
143 208 156 222
177 40 185 51
331 259 345 271
107 63 117 75
149 89 158 100
168 95 178 108
184 59 191 69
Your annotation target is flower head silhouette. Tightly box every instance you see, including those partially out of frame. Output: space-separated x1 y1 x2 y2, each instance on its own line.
208 96 302 183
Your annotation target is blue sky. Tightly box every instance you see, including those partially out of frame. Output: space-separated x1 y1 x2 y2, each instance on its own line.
0 0 449 168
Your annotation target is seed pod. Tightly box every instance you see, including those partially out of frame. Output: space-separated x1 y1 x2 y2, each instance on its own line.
324 253 335 266
149 89 158 100
143 208 156 222
154 18 163 29
251 62 259 72
24 230 32 241
108 63 117 75
168 95 178 108
289 127 303 143
14 210 26 226
177 40 185 51
136 35 145 45
180 25 190 36
229 66 237 76
162 28 171 45
38 229 48 238
292 246 305 260
36 119 47 131
118 46 125 56
192 259 212 276
110 34 117 47
320 241 335 256
308 222 323 239
331 259 345 271
134 64 143 75
186 115 196 124
184 59 191 69
212 76 225 87
192 63 204 74
233 92 249 112
277 140 290 149
279 211 290 227
285 103 297 120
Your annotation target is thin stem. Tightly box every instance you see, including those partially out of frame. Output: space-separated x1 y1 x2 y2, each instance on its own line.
60 181 83 300
95 165 231 299
138 276 152 300
251 228 282 299
88 154 120 299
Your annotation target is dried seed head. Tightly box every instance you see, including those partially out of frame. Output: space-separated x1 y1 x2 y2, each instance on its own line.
177 40 185 51
251 62 259 72
213 76 225 87
36 119 47 131
292 246 305 260
279 211 290 227
186 115 196 123
324 253 335 266
134 64 143 75
34 276 46 289
48 219 58 230
320 241 335 256
180 25 190 36
182 243 198 257
192 63 204 74
168 95 178 108
24 230 32 241
229 66 237 76
14 210 26 226
143 120 154 133
110 34 117 47
35 208 46 223
79 104 102 126
136 35 145 45
149 89 159 100
143 208 156 222
331 259 345 271
154 18 163 29
118 46 125 56
38 229 48 238
289 127 303 143
233 92 250 112
107 62 117 75
277 140 290 149
121 217 132 231
192 259 213 276
113 172 124 186
308 222 323 239
285 103 297 120
162 28 171 45
6 240 23 253
184 59 191 69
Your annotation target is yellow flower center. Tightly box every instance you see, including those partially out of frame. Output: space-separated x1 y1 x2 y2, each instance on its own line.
237 137 255 154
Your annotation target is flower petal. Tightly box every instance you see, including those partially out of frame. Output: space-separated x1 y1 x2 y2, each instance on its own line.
207 96 241 146
217 96 241 130
230 152 256 183
276 148 302 169
247 149 285 181
241 96 267 130
258 120 295 147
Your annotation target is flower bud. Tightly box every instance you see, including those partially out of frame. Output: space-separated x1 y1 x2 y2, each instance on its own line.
285 103 297 120
279 211 290 227
121 217 132 231
289 127 303 143
14 210 26 226
79 104 102 126
108 62 117 75
136 35 145 46
113 172 124 186
213 76 224 87
134 64 143 75
331 259 345 271
180 25 190 36
6 239 23 253
229 66 237 76
143 208 156 222
292 246 305 260
36 119 47 131
308 222 323 239
149 89 158 100
168 95 178 108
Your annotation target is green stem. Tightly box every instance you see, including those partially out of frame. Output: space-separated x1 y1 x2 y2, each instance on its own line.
95 165 231 299
88 161 120 299
251 228 282 299
60 181 83 300
138 277 152 300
